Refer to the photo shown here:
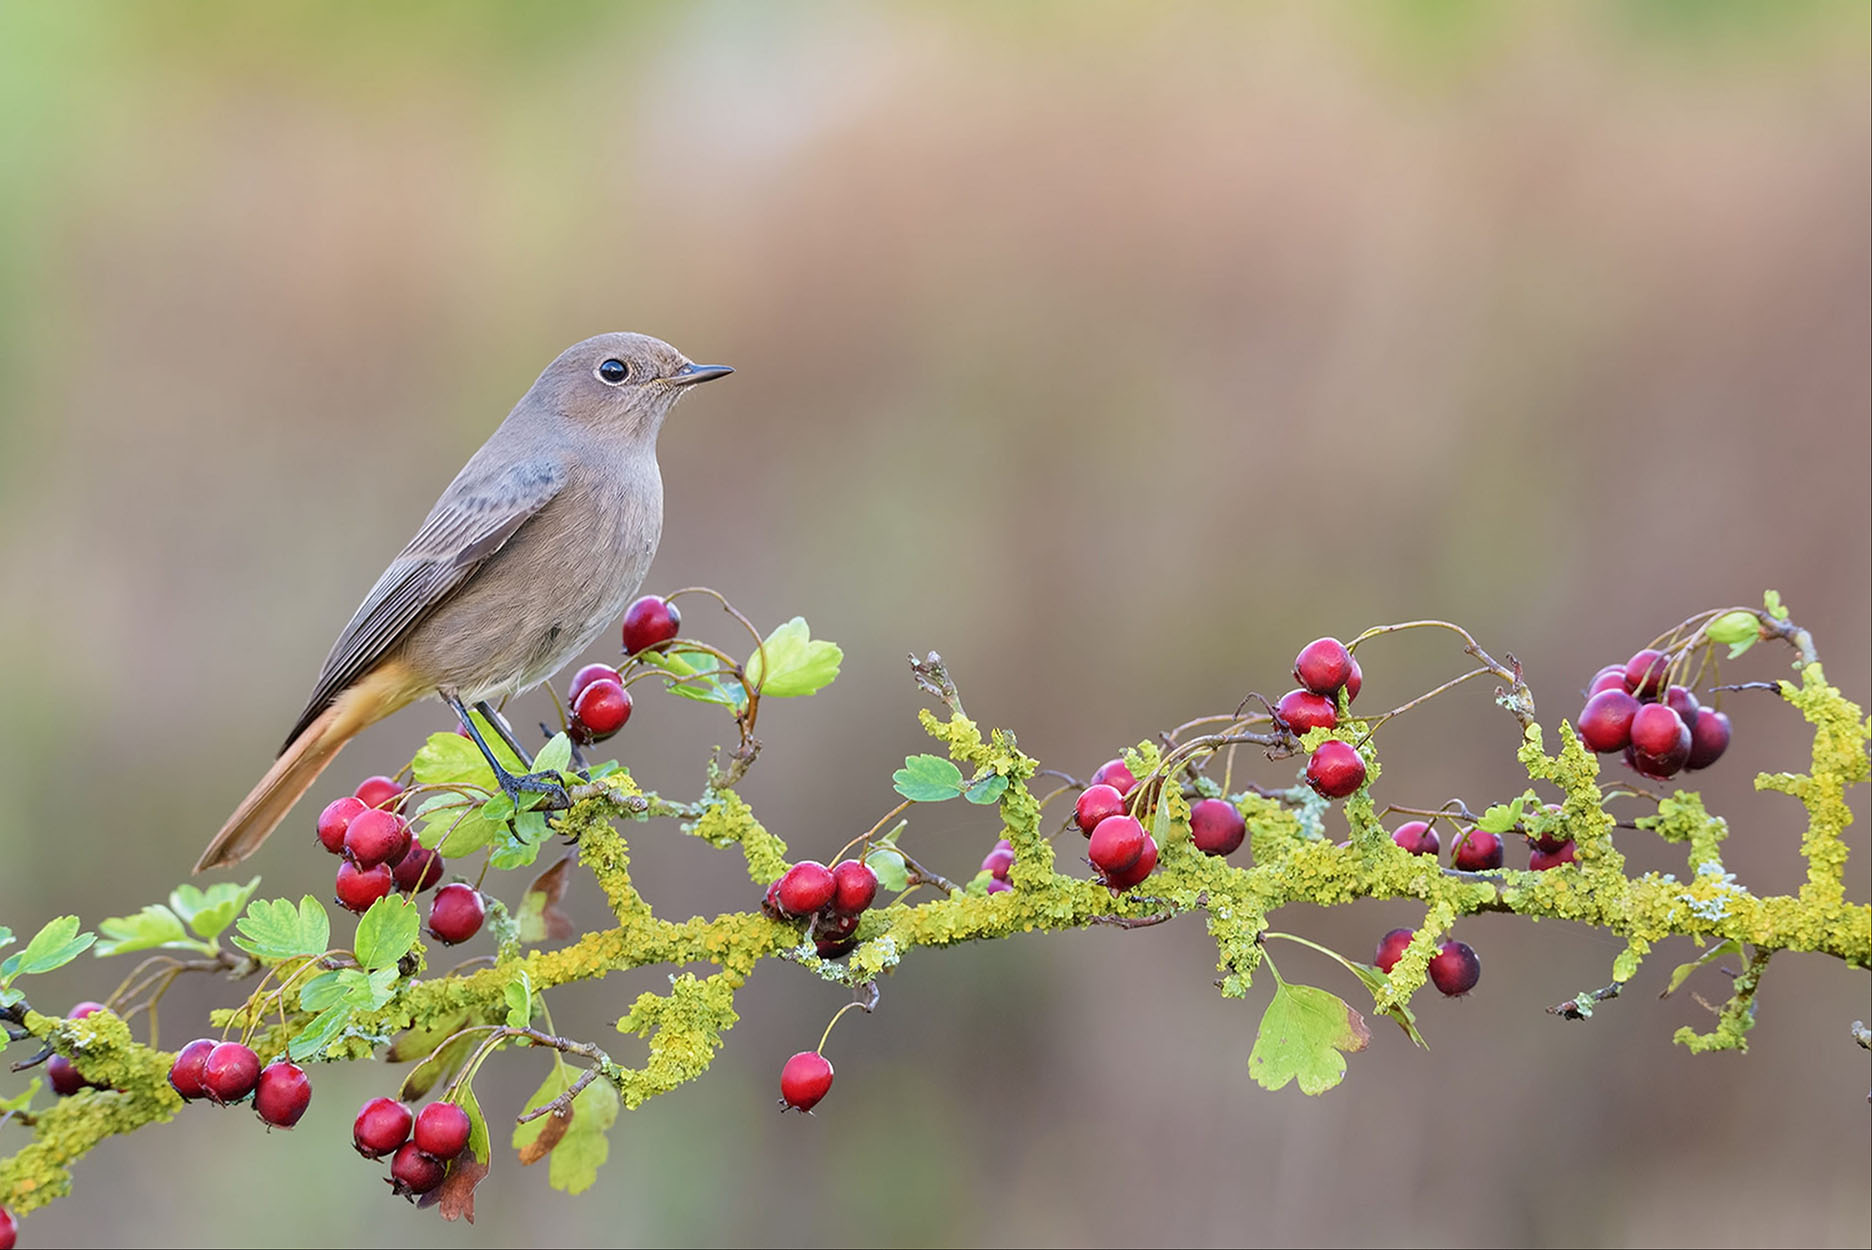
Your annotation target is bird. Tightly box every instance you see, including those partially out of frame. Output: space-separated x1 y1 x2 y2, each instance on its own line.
194 331 731 872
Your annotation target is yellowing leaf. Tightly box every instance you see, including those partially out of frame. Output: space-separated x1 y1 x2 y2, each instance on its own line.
1248 980 1371 1095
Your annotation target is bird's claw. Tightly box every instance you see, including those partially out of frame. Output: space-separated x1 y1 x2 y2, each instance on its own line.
499 769 571 813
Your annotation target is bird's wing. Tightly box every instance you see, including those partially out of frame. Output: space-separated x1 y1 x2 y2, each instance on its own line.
279 457 567 751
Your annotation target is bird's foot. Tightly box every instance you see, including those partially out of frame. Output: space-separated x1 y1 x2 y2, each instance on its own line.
497 767 571 813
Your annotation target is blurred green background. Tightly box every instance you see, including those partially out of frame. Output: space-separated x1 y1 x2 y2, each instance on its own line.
0 1 1867 1246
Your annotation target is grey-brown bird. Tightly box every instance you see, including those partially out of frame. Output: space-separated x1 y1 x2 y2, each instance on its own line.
194 332 730 873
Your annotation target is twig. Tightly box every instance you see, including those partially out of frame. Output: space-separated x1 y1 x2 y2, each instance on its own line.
1549 983 1622 1020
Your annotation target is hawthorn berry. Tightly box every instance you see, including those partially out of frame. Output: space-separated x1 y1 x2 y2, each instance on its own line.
773 861 836 917
353 1097 414 1158
68 1000 104 1020
316 796 367 855
1089 758 1138 797
1663 685 1701 731
388 1141 447 1197
0 1205 13 1250
1452 828 1504 871
1344 658 1362 703
1428 940 1481 997
1578 688 1640 753
253 1060 311 1129
1623 648 1670 698
1189 797 1246 857
814 911 862 958
47 1055 86 1097
980 842 1015 882
570 678 632 744
1686 708 1731 770
355 775 405 811
1374 928 1413 974
1588 666 1628 697
428 883 487 945
168 1038 217 1101
1391 820 1439 857
200 1041 261 1105
1529 840 1577 871
1103 833 1159 891
1293 637 1355 696
1530 804 1569 854
829 859 879 916
567 662 622 707
622 595 682 655
779 1050 834 1112
343 808 411 870
414 1101 473 1161
1275 689 1337 735
985 878 1013 895
392 837 444 893
1306 740 1366 799
1087 815 1146 877
1628 704 1691 777
1074 783 1127 835
334 860 395 914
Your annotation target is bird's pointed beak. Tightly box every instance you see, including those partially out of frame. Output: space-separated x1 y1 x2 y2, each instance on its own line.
670 363 733 387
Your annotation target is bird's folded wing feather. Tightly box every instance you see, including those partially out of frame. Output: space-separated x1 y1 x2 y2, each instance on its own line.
279 457 566 751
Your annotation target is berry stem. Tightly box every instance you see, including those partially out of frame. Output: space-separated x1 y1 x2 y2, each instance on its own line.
1357 665 1493 737
815 998 873 1056
831 800 915 866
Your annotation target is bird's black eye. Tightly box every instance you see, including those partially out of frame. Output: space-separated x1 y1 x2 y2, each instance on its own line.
597 358 629 384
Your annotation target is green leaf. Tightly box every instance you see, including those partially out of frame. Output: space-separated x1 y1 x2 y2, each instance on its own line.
534 733 574 775
1763 589 1788 621
865 847 909 894
480 794 516 824
0 1078 41 1113
435 809 502 859
1661 939 1742 999
1476 798 1526 835
1346 963 1429 1049
964 773 1008 805
353 895 420 971
892 754 965 802
94 905 191 957
0 927 12 952
489 837 544 871
412 717 520 789
514 1061 619 1195
8 916 96 978
0 988 19 1009
504 970 534 1029
297 969 350 1012
170 877 261 943
743 617 842 698
393 1017 478 1101
232 895 331 962
1248 980 1371 1095
513 807 549 841
1706 611 1758 646
288 1004 353 1062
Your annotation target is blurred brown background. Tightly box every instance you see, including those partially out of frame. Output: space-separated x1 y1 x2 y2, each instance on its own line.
0 2 1867 1246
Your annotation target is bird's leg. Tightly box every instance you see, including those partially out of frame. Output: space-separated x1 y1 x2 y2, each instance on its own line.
445 693 569 811
473 700 534 769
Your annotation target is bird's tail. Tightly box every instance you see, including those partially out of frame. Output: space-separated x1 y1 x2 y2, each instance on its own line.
194 663 419 873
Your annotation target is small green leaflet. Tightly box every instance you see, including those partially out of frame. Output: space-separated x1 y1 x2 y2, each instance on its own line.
743 617 842 698
232 895 331 962
1475 797 1527 835
96 877 263 957
505 970 534 1028
1661 939 1742 999
965 773 1008 805
513 1060 620 1195
1248 979 1371 1095
353 896 421 970
168 878 260 943
1763 589 1788 621
1706 610 1760 658
288 967 398 1061
0 1078 41 1114
0 916 97 989
866 848 909 893
95 905 192 957
893 755 964 802
640 647 743 710
534 733 575 776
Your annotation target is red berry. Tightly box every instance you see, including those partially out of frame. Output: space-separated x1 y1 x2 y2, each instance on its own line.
779 1051 834 1112
392 837 444 893
761 879 786 920
1663 685 1700 732
1275 689 1337 735
414 1101 473 1160
1103 833 1158 890
829 859 879 915
47 1055 86 1097
570 678 632 744
388 1141 447 1197
774 861 836 917
1089 758 1137 797
316 796 367 855
200 1042 261 1105
1531 804 1568 854
1391 820 1439 857
1344 658 1362 703
622 595 682 655
1087 815 1146 877
0 1205 14 1250
353 1096 414 1158
253 1060 311 1129
1374 928 1413 973
814 911 862 958
168 1038 217 1101
567 662 622 707
1623 648 1670 698
1074 783 1127 835
428 883 487 945
1306 740 1366 799
1428 940 1481 996
1529 840 1577 870
985 878 1013 895
1578 689 1640 753
1628 704 1691 777
1293 637 1354 695
68 1000 105 1019
334 860 395 914
1452 828 1504 871
979 842 1015 882
1686 709 1731 770
343 807 411 870
1189 798 1246 857
355 775 405 811
1588 665 1627 697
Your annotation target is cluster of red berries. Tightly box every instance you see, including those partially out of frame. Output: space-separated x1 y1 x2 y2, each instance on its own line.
168 1036 310 1128
1073 758 1157 890
1277 638 1368 800
315 778 485 943
565 663 632 746
352 1095 473 1198
763 858 880 958
1374 929 1481 997
1577 648 1731 779
1391 807 1577 872
778 1050 835 1113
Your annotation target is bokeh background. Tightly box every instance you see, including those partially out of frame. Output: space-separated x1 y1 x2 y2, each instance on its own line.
0 2 1866 1246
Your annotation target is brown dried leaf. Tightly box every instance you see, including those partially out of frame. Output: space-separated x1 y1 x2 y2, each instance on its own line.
517 854 576 943
431 1155 488 1223
516 1105 574 1166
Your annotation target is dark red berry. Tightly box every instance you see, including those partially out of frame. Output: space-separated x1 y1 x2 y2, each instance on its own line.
1089 758 1137 797
761 879 786 920
388 1141 447 1197
1578 689 1640 753
1103 833 1158 890
0 1205 14 1250
774 861 836 917
1306 740 1366 799
392 837 444 893
1588 665 1627 697
1189 798 1246 857
353 1096 414 1158
343 808 411 870
1391 820 1439 857
1293 637 1355 695
1529 840 1577 870
1087 815 1146 877
1531 804 1568 854
414 1101 472 1160
1452 828 1504 871
1686 709 1731 770
68 1000 105 1019
169 1038 217 1101
985 878 1013 895
567 662 622 707
570 678 632 744
355 775 405 811
779 1051 834 1112
622 595 682 655
200 1042 261 1105
1623 648 1670 698
1628 704 1691 777
1275 689 1337 735
316 796 367 855
814 911 862 958
1343 658 1362 703
334 860 395 914
1663 685 1700 732
1428 940 1481 996
428 883 486 945
253 1060 311 1129
979 842 1015 882
1374 928 1413 973
829 859 879 916
47 1055 86 1097
1074 783 1127 835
